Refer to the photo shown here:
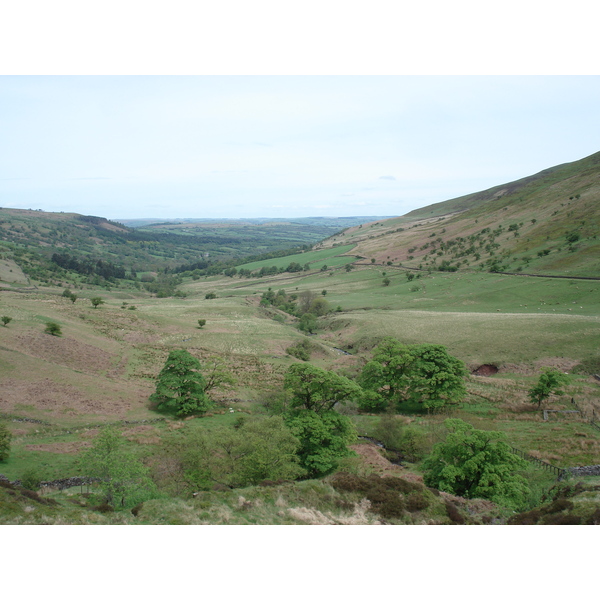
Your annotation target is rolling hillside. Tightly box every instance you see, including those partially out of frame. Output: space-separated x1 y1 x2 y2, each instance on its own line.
323 151 600 277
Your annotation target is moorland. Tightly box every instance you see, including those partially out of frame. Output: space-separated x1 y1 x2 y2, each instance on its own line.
1 151 599 525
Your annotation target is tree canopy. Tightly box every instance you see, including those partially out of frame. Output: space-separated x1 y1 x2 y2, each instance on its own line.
284 363 364 414
149 349 214 417
528 367 570 407
79 426 157 508
285 410 357 477
359 338 467 411
422 419 529 509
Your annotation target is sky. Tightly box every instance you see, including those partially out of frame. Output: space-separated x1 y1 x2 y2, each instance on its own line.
1 75 599 221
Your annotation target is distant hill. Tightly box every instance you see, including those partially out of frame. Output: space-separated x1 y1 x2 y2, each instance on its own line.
0 208 396 287
118 216 395 229
327 151 600 277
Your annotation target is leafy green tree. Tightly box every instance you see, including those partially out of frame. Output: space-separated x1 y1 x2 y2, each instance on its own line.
359 338 413 407
69 294 77 304
382 277 391 286
359 338 467 411
79 426 157 508
197 319 206 328
20 467 44 491
149 349 214 417
285 410 357 477
62 289 73 299
90 297 104 309
1 316 12 327
404 344 467 410
201 358 236 395
0 422 11 461
284 363 364 414
308 297 329 316
528 368 570 408
422 419 529 509
44 322 62 336
286 339 313 361
298 313 318 334
205 292 217 299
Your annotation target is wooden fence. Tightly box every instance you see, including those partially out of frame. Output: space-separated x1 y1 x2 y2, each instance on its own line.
510 447 567 479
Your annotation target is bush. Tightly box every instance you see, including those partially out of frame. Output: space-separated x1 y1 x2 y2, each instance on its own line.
20 468 43 491
0 422 11 461
205 292 217 299
44 322 62 336
286 339 315 361
1 316 12 327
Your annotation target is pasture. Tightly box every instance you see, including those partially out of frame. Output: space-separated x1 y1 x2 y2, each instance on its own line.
1 259 599 522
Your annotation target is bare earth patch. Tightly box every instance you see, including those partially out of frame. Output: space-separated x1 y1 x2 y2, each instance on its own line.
0 377 147 416
13 332 114 375
351 443 407 477
25 441 92 454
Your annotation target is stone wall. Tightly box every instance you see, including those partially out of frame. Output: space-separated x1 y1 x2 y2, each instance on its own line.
567 465 600 477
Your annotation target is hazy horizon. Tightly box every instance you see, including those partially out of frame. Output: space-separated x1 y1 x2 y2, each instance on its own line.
2 76 599 221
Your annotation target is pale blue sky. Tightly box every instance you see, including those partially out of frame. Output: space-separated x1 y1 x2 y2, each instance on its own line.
1 75 599 220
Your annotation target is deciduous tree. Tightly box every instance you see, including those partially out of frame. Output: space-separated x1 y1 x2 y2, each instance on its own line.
284 363 364 414
149 349 214 417
90 297 104 309
359 338 467 411
422 419 529 509
285 410 357 477
79 426 157 508
528 368 570 408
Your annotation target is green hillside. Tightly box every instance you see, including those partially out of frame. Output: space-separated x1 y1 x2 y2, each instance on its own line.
329 151 600 278
1 152 599 525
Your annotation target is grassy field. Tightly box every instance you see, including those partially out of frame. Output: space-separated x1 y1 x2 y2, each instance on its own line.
1 211 599 525
235 243 356 271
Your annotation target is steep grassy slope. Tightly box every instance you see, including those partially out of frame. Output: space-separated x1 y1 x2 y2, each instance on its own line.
323 151 600 277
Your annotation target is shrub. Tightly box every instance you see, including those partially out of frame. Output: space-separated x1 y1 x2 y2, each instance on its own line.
90 297 104 309
44 322 62 336
0 422 11 461
1 316 12 327
205 292 217 299
286 339 315 361
20 468 43 491
406 492 430 512
444 501 465 524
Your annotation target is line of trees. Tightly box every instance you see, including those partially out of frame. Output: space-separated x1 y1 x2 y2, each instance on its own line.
51 253 127 280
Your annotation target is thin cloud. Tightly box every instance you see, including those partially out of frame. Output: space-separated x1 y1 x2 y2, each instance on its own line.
379 176 396 181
